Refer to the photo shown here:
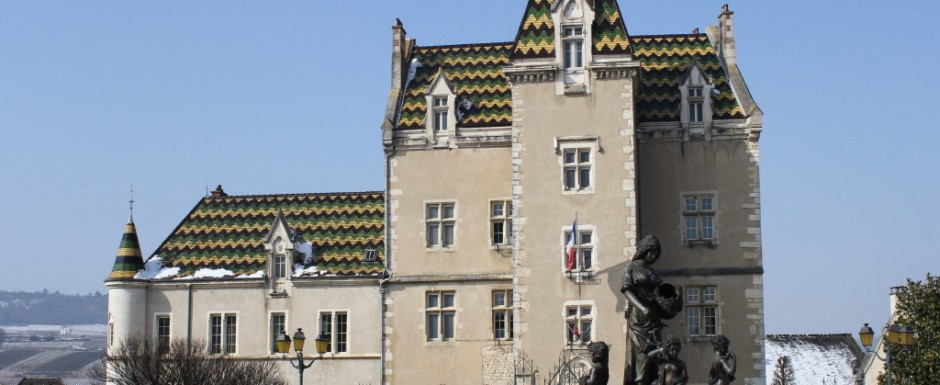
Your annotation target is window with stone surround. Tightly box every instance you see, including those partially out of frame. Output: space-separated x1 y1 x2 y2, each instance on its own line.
492 289 513 340
319 311 348 353
686 286 718 336
426 291 456 341
490 200 513 247
563 225 594 273
682 193 716 245
426 202 456 248
270 313 286 354
209 313 237 355
156 315 170 354
564 302 594 346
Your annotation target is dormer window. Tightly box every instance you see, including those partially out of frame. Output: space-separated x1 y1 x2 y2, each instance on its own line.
432 97 448 132
563 26 584 69
689 87 704 122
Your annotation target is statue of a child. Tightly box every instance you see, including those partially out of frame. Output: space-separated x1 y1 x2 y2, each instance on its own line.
647 335 688 385
580 342 610 385
708 335 736 385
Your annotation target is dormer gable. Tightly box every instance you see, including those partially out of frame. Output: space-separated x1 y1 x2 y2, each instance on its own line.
679 61 716 135
263 211 299 293
424 70 458 145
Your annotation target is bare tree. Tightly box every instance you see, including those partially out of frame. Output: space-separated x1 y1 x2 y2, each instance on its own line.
0 327 6 347
100 335 286 385
771 355 796 385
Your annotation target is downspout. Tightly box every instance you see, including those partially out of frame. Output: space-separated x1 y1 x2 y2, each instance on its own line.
186 283 193 349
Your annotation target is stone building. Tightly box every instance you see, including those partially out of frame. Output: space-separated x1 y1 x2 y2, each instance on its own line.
106 1 764 385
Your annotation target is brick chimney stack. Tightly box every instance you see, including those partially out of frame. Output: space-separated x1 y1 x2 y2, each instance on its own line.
391 19 409 93
717 4 736 64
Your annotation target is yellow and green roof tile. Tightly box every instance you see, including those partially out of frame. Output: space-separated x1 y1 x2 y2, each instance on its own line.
397 2 743 129
148 192 385 279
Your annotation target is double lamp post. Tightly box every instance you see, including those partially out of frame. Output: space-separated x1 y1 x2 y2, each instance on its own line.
858 322 916 385
275 328 329 385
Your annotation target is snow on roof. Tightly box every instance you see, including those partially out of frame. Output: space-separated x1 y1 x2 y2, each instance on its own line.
765 334 864 385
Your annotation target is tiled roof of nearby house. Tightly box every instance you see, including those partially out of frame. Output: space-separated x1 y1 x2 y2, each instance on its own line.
398 43 514 130
107 220 144 280
396 16 743 130
632 34 744 122
145 190 384 279
17 379 65 385
765 334 864 385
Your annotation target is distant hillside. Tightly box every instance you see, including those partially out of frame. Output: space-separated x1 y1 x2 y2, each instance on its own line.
0 290 106 325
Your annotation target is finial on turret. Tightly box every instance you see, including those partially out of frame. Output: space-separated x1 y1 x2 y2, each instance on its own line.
128 185 135 224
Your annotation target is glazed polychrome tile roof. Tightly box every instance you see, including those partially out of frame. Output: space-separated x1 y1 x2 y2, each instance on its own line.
397 4 742 129
108 220 145 281
632 34 744 122
146 192 384 279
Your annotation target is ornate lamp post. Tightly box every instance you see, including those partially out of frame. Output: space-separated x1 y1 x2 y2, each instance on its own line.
859 322 915 385
275 328 329 385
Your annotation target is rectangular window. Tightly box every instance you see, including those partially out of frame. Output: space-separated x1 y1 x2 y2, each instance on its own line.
689 87 704 122
563 26 584 69
490 200 513 246
686 286 718 336
426 202 456 248
426 291 456 341
492 290 513 340
270 313 286 354
433 97 448 132
273 254 286 279
563 228 594 271
565 304 593 346
682 194 716 243
563 148 592 191
156 316 170 354
317 311 348 354
209 313 237 355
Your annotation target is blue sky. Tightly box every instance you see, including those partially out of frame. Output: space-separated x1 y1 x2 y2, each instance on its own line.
1 1 937 336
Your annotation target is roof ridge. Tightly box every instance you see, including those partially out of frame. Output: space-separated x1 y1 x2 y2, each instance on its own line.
632 33 708 39
416 41 515 50
205 190 385 199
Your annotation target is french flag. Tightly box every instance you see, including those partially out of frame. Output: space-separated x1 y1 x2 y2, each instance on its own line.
565 219 577 270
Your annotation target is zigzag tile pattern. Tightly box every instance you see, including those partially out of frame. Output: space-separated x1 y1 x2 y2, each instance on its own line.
151 192 385 278
632 34 744 122
108 222 144 280
512 0 555 59
592 0 631 55
397 44 513 130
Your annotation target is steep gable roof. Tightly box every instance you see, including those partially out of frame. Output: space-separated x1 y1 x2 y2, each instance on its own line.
107 220 144 281
632 34 744 122
145 191 384 279
397 43 513 130
591 0 631 56
511 0 555 60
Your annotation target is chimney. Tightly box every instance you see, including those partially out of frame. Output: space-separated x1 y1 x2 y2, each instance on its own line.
391 19 409 93
888 286 904 319
692 27 699 34
211 185 228 199
717 4 736 64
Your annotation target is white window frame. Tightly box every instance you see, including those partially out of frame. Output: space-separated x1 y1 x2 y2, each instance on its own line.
426 202 457 249
492 289 513 341
319 310 349 354
490 199 514 247
208 312 238 355
563 301 595 347
269 312 287 354
154 314 171 354
432 96 448 132
562 224 596 273
562 25 584 70
681 193 717 245
557 138 598 194
686 286 719 337
273 253 287 279
426 291 457 342
689 86 704 123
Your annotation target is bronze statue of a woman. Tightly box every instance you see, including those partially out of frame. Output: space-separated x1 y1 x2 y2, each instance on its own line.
621 235 682 385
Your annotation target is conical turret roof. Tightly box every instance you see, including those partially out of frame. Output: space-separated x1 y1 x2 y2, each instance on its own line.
108 219 144 280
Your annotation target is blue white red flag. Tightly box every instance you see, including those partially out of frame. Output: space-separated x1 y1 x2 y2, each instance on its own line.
565 219 577 270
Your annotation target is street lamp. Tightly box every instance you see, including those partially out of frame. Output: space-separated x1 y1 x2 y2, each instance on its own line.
859 322 916 385
276 328 330 385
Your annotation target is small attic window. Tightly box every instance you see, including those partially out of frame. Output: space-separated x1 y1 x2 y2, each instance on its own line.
363 249 378 262
563 0 582 19
432 97 448 132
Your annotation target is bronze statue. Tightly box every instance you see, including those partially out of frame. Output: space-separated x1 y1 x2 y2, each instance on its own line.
647 335 688 385
580 342 610 385
708 335 736 385
621 235 683 385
